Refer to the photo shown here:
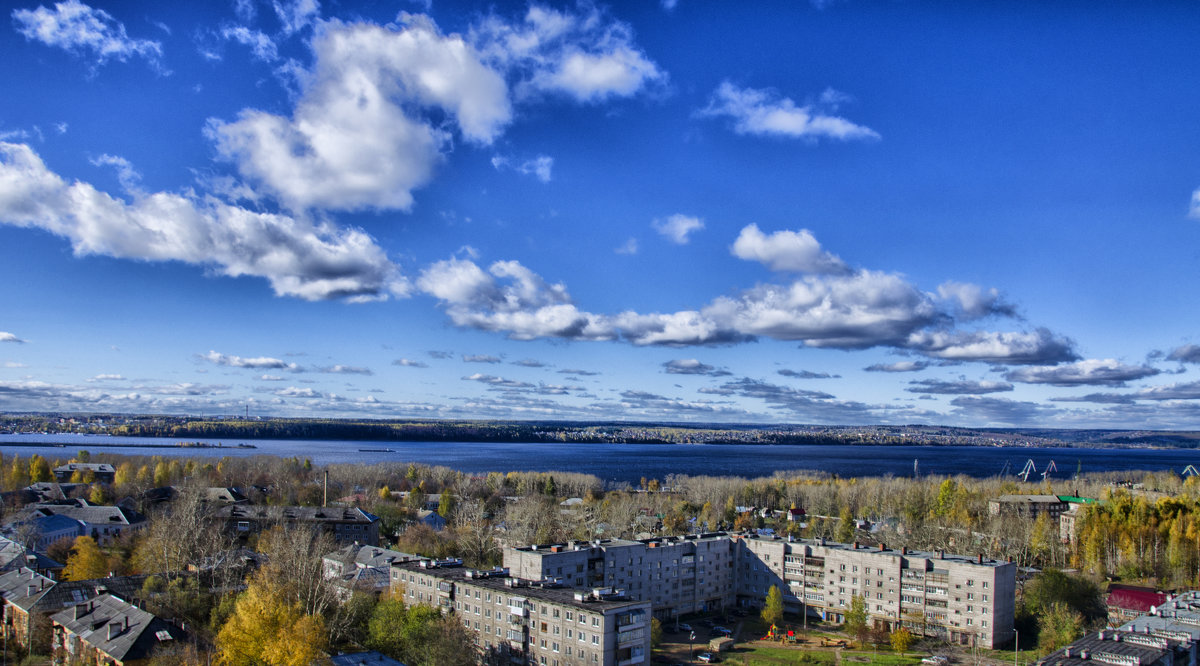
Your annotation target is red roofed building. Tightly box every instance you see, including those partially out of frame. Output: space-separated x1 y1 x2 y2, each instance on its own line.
1106 584 1168 626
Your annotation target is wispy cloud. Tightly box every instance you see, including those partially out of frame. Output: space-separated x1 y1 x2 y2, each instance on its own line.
463 354 502 364
662 359 730 376
1004 359 1159 387
653 214 704 245
0 332 26 344
393 358 429 368
778 368 836 379
906 379 1013 395
864 361 929 373
491 154 554 182
698 82 878 142
12 0 164 70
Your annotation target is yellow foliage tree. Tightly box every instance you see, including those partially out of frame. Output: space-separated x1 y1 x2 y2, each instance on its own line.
63 536 109 581
215 572 329 666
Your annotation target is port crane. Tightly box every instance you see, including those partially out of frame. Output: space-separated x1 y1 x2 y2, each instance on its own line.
1042 460 1057 480
1018 459 1037 482
1183 464 1200 478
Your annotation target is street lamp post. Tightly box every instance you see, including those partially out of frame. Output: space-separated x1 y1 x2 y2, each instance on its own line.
1014 629 1019 666
690 631 696 661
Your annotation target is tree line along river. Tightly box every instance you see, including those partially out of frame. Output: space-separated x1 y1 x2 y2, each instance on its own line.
1 433 1195 486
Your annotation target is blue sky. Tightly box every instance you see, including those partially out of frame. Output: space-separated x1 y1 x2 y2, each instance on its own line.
2 0 1200 428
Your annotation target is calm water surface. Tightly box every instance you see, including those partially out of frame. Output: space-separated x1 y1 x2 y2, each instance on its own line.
1 433 1196 486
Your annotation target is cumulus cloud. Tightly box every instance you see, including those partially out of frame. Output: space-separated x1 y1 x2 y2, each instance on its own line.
1167 344 1200 364
393 358 428 368
0 332 26 344
652 214 704 245
778 368 836 379
491 154 553 182
1004 359 1160 387
12 0 163 69
906 379 1013 395
208 14 512 212
418 258 612 341
936 281 1017 320
698 81 878 141
0 143 405 301
731 224 848 274
662 359 730 376
419 228 1069 359
463 354 502 364
201 351 298 371
864 361 929 373
906 328 1077 365
473 4 665 103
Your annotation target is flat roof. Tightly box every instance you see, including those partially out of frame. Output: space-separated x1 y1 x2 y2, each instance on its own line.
393 562 648 613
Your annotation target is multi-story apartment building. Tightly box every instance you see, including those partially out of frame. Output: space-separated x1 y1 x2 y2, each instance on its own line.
505 533 1016 649
391 559 652 666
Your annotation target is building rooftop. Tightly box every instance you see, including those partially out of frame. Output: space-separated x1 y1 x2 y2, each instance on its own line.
50 593 185 663
393 560 649 613
1039 628 1190 666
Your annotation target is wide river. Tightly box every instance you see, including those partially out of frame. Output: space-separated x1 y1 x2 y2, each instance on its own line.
2 433 1198 486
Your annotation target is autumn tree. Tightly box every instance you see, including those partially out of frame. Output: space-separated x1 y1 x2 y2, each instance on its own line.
367 599 474 666
761 585 784 627
1037 603 1083 656
890 626 915 654
215 571 329 666
29 455 52 483
63 536 108 581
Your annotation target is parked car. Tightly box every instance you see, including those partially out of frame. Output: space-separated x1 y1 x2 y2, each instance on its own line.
712 626 732 635
698 653 719 663
921 656 949 665
677 623 692 632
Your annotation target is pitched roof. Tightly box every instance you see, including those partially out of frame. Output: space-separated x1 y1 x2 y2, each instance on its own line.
51 593 186 662
325 544 418 570
0 567 56 612
1107 585 1168 613
215 505 379 524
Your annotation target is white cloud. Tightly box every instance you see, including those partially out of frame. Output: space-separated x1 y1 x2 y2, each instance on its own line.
615 238 638 255
202 351 298 370
463 354 502 364
906 328 1077 365
88 373 124 381
12 0 163 69
393 358 428 368
419 228 1072 359
652 214 704 245
698 81 878 141
936 281 1017 320
319 364 373 375
661 0 679 9
0 143 405 300
419 258 612 341
221 25 278 61
906 378 1013 395
1191 187 1200 219
0 332 26 344
272 0 319 34
492 154 553 182
471 4 665 103
1004 359 1159 387
864 360 929 373
208 14 512 212
89 153 142 194
731 224 848 274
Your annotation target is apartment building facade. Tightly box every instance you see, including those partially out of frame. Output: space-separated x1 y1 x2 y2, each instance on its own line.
391 559 652 666
504 532 1016 649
